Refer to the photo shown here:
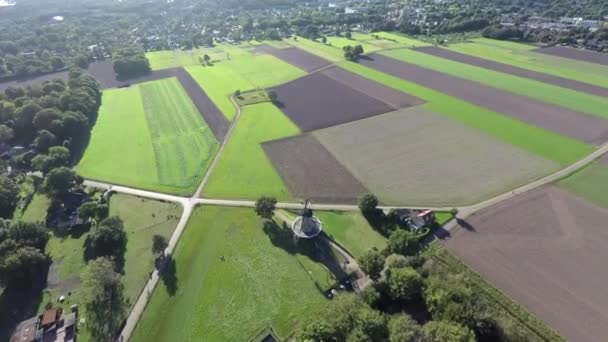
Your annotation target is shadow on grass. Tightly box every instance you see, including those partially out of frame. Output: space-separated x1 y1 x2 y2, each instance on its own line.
159 256 178 296
262 220 349 290
0 266 48 341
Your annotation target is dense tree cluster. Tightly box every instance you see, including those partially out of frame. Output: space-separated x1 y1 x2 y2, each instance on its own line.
343 45 364 61
112 47 151 78
0 219 50 288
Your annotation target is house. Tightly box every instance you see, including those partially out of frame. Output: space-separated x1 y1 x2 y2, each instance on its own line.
46 191 88 230
10 307 77 342
394 209 435 231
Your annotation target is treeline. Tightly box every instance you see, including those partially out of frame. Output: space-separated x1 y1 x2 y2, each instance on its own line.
112 48 151 79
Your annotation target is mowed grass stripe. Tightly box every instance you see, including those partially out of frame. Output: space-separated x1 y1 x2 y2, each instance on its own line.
203 102 300 200
449 38 608 88
339 61 593 165
139 78 219 191
381 48 608 119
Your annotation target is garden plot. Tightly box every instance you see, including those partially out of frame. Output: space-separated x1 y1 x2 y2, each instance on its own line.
314 108 559 206
445 186 608 342
321 66 425 109
533 46 608 66
253 45 331 72
414 46 608 98
262 134 367 203
360 53 608 145
270 72 393 132
77 78 218 195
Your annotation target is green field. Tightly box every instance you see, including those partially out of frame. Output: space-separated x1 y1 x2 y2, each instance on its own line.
338 61 593 166
203 102 299 200
131 206 333 342
449 38 608 88
558 162 608 209
186 53 305 120
8 193 181 342
77 78 218 195
315 211 387 258
381 48 608 120
322 35 382 53
147 42 261 70
287 37 346 61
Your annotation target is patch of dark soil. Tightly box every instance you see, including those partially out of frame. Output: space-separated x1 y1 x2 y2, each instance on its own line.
360 54 608 145
253 45 331 72
269 72 393 132
415 46 608 98
262 134 367 203
533 46 608 66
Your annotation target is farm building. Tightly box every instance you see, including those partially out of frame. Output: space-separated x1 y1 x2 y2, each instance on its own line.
10 307 77 342
393 209 435 230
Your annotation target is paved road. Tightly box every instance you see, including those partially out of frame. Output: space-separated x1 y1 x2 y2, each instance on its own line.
91 102 608 341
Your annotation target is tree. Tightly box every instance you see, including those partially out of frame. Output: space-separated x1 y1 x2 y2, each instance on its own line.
0 243 49 287
387 229 420 256
386 266 422 301
388 314 421 342
152 234 168 256
358 194 379 215
42 167 81 197
50 56 65 70
420 321 475 342
33 108 63 131
7 221 49 249
77 201 109 225
32 146 71 173
359 249 385 281
84 217 127 265
352 306 387 341
254 196 277 219
423 273 478 327
345 32 352 39
203 54 211 64
34 130 57 152
72 55 89 69
81 257 128 341
321 36 327 43
0 124 13 143
0 175 19 218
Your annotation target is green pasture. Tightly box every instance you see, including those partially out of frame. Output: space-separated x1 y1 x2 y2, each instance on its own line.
77 78 218 195
131 206 333 342
234 89 270 106
186 52 304 120
316 211 387 258
19 193 51 222
558 162 608 209
146 42 261 70
381 48 608 120
322 35 382 53
339 61 593 166
449 38 608 88
287 37 346 61
203 102 299 200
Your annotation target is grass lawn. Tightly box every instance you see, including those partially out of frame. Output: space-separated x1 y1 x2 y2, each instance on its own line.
186 52 304 120
19 193 51 222
434 211 454 225
77 78 218 195
203 102 299 200
146 42 261 70
287 37 346 61
381 48 608 120
315 211 386 258
339 61 592 166
10 193 182 342
449 38 608 88
234 89 270 106
322 36 382 53
130 206 333 342
558 162 608 209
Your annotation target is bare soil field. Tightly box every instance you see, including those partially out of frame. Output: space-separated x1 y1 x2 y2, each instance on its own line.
360 54 608 145
262 134 367 203
253 45 331 72
414 46 608 98
533 46 608 66
270 72 393 132
321 66 426 108
0 70 69 92
445 186 608 342
313 108 559 206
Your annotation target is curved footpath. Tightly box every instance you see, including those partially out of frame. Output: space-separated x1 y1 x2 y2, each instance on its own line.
95 95 608 341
